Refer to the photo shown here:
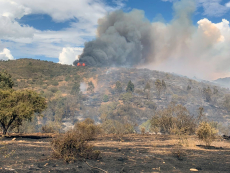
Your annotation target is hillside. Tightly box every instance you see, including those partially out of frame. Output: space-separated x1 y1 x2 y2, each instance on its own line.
214 77 230 88
1 59 230 133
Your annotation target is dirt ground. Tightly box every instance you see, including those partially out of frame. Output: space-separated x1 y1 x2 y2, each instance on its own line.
0 134 230 173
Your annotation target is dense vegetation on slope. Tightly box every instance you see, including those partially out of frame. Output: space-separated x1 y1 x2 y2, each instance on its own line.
0 59 230 134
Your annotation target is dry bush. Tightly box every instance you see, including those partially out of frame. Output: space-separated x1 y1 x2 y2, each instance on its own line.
51 118 101 162
150 104 196 135
172 144 187 160
141 127 145 135
51 130 100 163
74 118 101 141
41 125 55 133
101 119 134 137
196 122 218 146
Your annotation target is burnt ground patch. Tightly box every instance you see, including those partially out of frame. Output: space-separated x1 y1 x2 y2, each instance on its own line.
0 134 230 173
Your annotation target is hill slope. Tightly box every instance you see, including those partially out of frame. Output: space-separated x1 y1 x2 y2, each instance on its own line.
1 59 230 133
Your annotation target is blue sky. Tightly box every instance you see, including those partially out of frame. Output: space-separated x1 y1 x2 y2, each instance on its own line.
1 0 230 79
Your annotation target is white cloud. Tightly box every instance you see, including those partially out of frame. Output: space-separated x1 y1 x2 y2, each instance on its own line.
58 47 83 65
0 1 34 39
16 0 111 23
198 0 229 17
0 48 14 60
162 0 230 17
226 1 230 7
0 16 35 39
0 0 122 59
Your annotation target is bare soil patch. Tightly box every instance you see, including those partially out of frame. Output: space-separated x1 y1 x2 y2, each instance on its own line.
0 134 230 173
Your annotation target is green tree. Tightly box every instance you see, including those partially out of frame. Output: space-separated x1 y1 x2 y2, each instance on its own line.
187 85 191 91
213 87 218 95
203 87 212 102
155 79 162 98
0 89 47 135
0 71 14 89
115 81 122 93
196 122 217 146
150 115 160 134
71 82 80 95
162 80 166 92
144 82 151 91
103 94 109 102
0 71 47 135
126 80 134 92
224 94 230 112
87 81 95 92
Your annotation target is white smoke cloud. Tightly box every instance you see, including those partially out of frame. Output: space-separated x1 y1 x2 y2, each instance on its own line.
0 48 14 60
149 0 230 79
58 47 83 65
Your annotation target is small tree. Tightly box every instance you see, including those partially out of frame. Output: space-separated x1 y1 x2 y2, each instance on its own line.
144 82 151 92
0 71 14 89
141 127 145 135
0 89 47 135
150 115 160 134
126 80 134 92
115 81 122 93
71 82 80 95
203 87 212 102
187 85 191 91
196 122 217 146
103 94 109 102
155 79 162 99
223 94 230 112
0 71 47 135
162 80 166 92
213 87 218 95
87 81 95 92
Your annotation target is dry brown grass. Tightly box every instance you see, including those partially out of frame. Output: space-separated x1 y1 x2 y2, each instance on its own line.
51 118 101 162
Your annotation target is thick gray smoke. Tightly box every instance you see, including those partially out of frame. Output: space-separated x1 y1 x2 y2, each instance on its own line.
77 0 195 67
77 9 153 66
76 0 230 79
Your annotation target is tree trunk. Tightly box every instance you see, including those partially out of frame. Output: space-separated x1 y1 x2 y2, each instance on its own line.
2 128 7 135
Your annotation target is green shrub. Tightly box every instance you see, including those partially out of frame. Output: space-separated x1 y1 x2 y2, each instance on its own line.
103 95 109 102
42 85 48 89
51 81 59 86
115 81 122 93
49 87 58 93
65 75 71 81
119 92 133 103
145 101 157 110
196 122 218 146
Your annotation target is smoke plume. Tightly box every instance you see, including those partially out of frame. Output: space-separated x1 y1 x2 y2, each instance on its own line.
77 0 230 79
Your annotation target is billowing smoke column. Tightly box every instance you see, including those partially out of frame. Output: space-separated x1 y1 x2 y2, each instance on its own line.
76 0 196 67
76 10 153 67
75 0 230 79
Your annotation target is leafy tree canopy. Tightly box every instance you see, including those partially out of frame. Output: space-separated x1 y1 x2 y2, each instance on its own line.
0 71 14 89
0 71 47 135
126 80 134 92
